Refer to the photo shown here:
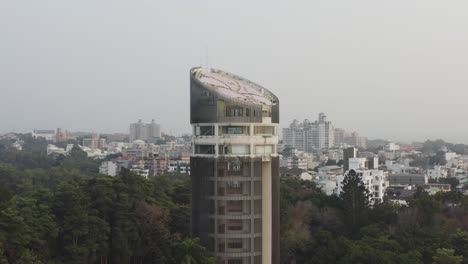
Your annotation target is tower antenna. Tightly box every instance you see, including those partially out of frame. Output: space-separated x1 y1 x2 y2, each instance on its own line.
205 46 209 69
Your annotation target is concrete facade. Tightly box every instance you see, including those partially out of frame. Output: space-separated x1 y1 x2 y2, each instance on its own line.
190 67 280 264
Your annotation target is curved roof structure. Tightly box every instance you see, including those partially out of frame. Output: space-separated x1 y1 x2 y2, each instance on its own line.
191 67 278 107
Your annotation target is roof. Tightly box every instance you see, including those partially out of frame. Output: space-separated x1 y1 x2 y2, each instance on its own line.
320 165 342 171
191 67 277 107
390 173 426 177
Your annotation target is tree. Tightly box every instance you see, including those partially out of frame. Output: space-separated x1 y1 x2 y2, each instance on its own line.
432 248 463 264
174 238 215 264
408 188 441 227
281 146 294 158
339 169 370 235
133 201 172 263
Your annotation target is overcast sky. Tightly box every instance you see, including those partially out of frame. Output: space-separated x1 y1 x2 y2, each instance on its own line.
1 1 468 143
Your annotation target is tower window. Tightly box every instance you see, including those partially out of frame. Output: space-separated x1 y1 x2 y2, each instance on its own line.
194 145 215 154
195 126 215 136
226 106 244 117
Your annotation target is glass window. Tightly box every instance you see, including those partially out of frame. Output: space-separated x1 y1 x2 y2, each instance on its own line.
227 220 243 231
227 181 242 194
219 126 249 135
195 126 214 136
255 145 273 155
228 225 243 231
194 145 215 154
228 127 242 134
227 201 243 213
228 259 243 264
226 106 244 117
254 126 275 135
219 145 250 155
262 108 271 117
231 145 249 154
227 242 243 249
228 159 241 172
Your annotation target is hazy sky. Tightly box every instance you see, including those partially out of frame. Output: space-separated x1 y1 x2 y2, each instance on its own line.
1 1 468 143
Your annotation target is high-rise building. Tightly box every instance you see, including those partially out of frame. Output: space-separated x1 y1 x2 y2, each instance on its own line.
351 131 367 149
343 147 358 171
334 128 346 146
190 67 280 264
82 133 106 149
32 129 56 141
282 119 305 151
55 128 68 143
129 119 161 142
283 113 335 152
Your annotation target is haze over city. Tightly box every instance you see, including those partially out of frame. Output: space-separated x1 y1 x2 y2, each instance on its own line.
1 0 468 143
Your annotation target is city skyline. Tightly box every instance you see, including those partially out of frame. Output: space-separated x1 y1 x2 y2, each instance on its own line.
2 1 468 143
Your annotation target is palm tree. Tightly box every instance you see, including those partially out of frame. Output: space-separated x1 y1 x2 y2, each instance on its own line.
176 238 215 264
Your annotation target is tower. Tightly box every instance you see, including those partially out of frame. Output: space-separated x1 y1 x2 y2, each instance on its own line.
190 68 280 264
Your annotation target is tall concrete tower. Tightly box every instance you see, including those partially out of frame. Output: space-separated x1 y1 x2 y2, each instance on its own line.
190 67 280 264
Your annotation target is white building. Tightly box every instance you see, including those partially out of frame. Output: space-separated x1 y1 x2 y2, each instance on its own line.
300 171 314 181
336 169 387 203
47 144 67 155
427 165 448 180
99 161 118 176
11 142 22 151
47 144 74 156
166 160 190 174
318 165 343 179
385 160 420 174
79 146 108 159
282 119 305 151
32 130 56 141
317 180 337 195
283 113 335 152
385 142 401 152
130 164 149 178
445 152 458 162
325 148 344 161
129 119 161 142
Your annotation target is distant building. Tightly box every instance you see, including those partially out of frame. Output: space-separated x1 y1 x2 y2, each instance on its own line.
55 128 68 142
337 169 386 203
114 158 131 172
445 152 458 162
325 147 344 161
385 160 420 174
129 119 161 142
351 131 367 149
424 184 451 195
334 128 346 146
32 129 56 141
388 173 428 186
385 142 400 152
318 165 343 177
282 119 305 151
282 113 335 152
47 144 74 156
385 186 416 205
281 150 312 170
82 134 106 149
343 147 358 171
146 156 168 177
427 166 448 180
11 141 22 151
99 161 118 176
130 163 149 178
